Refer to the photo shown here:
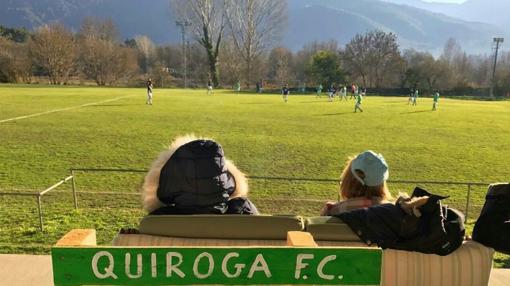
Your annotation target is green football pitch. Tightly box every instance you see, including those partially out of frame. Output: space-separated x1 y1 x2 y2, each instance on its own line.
0 85 509 266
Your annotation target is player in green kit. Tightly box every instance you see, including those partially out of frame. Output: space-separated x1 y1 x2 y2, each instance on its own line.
354 92 363 113
340 85 348 101
432 90 440 111
316 83 323 98
412 88 419 106
408 88 414 105
235 80 241 94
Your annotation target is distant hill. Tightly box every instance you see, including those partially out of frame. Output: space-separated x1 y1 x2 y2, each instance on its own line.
383 0 510 33
286 0 504 54
0 0 505 54
0 0 180 42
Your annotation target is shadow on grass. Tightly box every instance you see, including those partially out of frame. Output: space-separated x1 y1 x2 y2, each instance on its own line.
385 101 408 104
298 100 330 104
316 112 353 116
240 102 273 105
401 110 433 114
85 104 139 107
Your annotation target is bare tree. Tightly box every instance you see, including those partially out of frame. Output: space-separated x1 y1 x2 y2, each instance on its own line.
0 37 32 83
496 51 510 95
185 42 210 87
30 24 76 85
439 38 472 88
369 31 401 88
156 44 183 72
79 17 118 41
135 35 155 74
267 47 292 85
171 0 225 87
225 0 287 87
78 19 138 86
441 38 462 67
468 55 491 87
218 39 243 86
403 49 449 92
344 30 401 88
344 33 370 86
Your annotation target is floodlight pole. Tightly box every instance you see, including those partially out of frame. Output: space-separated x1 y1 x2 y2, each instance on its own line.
490 37 504 98
176 20 192 88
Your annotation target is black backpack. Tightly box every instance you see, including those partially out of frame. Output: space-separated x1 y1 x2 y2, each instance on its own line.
473 183 510 254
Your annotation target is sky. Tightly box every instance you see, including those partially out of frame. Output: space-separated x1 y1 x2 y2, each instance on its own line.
423 0 467 3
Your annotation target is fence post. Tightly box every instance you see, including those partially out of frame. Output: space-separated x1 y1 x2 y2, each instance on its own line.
465 184 472 222
71 169 78 209
36 194 43 231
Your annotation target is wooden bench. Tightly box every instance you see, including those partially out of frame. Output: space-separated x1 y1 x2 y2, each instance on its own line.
52 229 382 285
52 217 495 286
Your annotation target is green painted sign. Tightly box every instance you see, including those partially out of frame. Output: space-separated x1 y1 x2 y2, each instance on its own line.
52 246 381 285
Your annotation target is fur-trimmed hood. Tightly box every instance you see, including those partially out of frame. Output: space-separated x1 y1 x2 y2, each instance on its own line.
142 135 248 213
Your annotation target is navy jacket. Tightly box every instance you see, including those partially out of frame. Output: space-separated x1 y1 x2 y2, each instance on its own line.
153 139 258 215
473 183 510 254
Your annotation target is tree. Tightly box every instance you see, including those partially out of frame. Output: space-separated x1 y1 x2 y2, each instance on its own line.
218 39 243 87
171 0 226 87
225 0 287 86
0 37 32 83
0 25 31 43
30 24 76 85
467 55 491 87
293 40 339 85
439 38 471 88
134 35 155 74
441 38 462 67
79 18 118 42
403 49 449 92
493 51 510 96
344 33 370 86
267 47 293 85
186 42 210 87
306 50 344 87
344 30 401 88
77 18 138 86
155 44 183 75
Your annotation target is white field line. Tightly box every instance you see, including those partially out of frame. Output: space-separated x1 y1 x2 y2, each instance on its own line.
0 94 136 124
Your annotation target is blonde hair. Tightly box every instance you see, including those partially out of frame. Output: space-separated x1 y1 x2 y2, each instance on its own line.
339 157 392 201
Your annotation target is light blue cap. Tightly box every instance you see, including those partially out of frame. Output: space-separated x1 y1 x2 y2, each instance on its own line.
350 150 389 186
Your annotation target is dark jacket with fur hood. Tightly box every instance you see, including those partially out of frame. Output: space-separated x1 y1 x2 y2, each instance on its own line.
142 135 258 215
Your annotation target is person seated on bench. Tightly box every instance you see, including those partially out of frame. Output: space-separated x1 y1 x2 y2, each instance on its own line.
320 150 392 216
473 182 510 255
141 135 258 215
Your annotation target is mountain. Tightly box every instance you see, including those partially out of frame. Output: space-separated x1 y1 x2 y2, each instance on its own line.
0 0 180 43
0 0 505 54
286 0 504 54
383 0 510 32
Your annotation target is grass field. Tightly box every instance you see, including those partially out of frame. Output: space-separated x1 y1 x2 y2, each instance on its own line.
0 85 509 267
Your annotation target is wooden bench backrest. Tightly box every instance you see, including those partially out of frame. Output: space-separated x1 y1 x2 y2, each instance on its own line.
51 229 382 286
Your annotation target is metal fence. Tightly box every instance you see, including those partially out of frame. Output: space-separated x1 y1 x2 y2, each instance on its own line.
0 167 493 231
0 175 73 231
68 168 490 222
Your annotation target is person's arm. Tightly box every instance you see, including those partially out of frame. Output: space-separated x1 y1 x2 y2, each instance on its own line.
320 201 345 216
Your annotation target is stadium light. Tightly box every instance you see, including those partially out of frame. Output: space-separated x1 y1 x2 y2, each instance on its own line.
176 20 192 88
490 37 504 98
